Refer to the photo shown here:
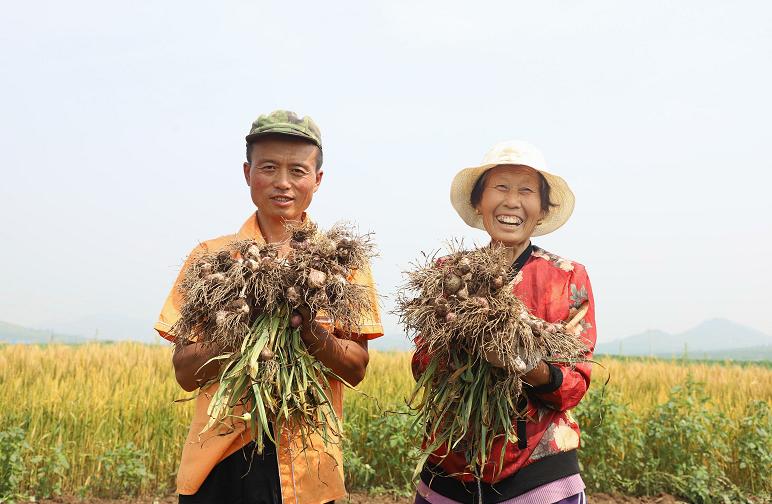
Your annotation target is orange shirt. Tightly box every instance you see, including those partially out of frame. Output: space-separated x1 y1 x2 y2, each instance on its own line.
155 212 383 503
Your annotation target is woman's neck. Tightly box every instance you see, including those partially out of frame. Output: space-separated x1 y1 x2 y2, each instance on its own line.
490 240 531 264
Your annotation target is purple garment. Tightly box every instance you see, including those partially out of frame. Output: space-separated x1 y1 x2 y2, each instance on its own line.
554 492 586 504
415 482 586 504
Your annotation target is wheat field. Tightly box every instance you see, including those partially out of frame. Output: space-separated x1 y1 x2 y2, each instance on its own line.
0 343 770 501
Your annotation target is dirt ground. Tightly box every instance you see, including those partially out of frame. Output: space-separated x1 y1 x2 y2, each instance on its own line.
588 494 687 504
35 491 689 503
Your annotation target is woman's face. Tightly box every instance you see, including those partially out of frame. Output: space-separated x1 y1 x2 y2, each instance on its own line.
475 165 545 250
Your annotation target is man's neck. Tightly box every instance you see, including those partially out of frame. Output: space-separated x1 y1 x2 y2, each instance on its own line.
256 212 299 244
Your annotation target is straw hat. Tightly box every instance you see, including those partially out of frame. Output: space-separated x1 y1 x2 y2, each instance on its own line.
450 140 575 237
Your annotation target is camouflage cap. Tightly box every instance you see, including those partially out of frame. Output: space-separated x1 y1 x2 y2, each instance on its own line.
245 110 322 150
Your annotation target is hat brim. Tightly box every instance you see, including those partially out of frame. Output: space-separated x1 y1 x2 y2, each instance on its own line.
245 125 322 150
450 163 575 237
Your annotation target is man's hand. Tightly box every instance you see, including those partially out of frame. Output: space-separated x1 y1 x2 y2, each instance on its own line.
172 339 228 392
291 305 318 345
290 307 370 386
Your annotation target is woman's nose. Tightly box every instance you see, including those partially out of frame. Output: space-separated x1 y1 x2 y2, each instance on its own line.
503 192 521 208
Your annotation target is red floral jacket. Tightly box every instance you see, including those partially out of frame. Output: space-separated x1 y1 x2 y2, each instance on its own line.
411 245 597 484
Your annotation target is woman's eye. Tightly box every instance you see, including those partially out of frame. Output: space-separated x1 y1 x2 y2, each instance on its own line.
519 187 534 193
495 184 508 191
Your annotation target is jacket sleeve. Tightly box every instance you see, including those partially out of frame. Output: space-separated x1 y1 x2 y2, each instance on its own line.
411 336 431 381
529 264 597 411
154 243 209 343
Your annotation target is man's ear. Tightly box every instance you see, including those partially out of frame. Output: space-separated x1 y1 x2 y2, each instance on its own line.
243 162 251 185
313 169 324 193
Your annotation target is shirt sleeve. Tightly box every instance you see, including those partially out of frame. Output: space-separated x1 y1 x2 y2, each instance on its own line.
332 262 384 341
154 243 208 343
529 263 597 411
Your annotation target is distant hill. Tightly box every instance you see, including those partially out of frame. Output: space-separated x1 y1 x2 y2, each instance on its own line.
596 318 772 360
686 345 772 362
0 321 86 344
42 313 158 343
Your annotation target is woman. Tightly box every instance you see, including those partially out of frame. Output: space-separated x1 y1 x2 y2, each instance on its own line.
412 140 596 504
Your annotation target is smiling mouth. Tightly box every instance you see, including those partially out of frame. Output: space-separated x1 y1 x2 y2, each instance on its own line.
496 215 523 226
271 195 294 203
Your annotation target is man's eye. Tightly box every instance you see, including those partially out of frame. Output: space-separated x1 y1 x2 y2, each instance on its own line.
260 165 275 171
292 168 307 175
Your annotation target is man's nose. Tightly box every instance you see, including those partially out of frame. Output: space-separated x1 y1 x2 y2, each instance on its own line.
274 168 291 188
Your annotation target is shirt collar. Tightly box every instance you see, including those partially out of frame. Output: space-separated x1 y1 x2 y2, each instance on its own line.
512 242 534 273
235 211 309 243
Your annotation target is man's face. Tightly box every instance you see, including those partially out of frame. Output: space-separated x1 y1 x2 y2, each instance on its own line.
243 136 323 222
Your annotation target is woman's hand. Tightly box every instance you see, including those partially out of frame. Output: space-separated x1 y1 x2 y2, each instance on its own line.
483 347 508 369
482 347 533 372
483 346 548 385
522 360 551 387
519 303 590 388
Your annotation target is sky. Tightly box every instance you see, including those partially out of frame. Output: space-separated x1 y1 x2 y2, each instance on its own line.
1 1 770 349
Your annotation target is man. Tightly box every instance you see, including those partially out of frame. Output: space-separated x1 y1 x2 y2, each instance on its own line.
155 110 383 504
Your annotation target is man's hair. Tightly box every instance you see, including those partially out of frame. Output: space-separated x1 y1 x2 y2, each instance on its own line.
470 169 556 214
245 134 323 171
